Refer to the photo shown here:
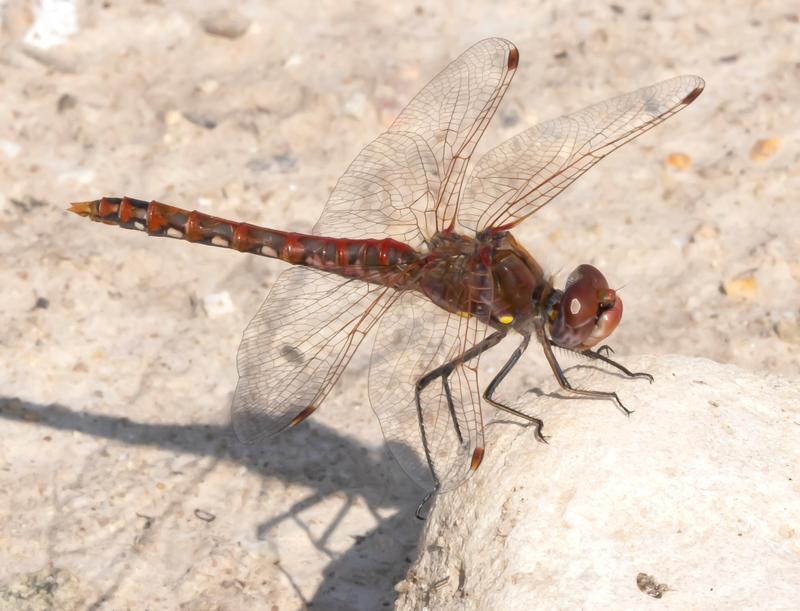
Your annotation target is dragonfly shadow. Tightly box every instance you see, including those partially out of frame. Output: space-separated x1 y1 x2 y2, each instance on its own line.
0 396 424 607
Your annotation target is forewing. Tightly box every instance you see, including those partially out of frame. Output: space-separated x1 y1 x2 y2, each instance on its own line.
368 289 492 491
459 75 705 232
233 267 397 443
314 38 518 246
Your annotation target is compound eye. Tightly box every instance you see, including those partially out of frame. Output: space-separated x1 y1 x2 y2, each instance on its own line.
562 264 613 327
551 265 619 348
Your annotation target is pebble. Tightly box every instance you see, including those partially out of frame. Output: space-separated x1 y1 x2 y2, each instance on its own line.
721 275 757 299
691 222 720 241
198 79 220 95
665 152 692 170
0 139 21 158
202 291 235 319
750 137 780 162
23 0 78 50
284 54 303 69
200 11 251 40
343 92 370 119
775 316 800 344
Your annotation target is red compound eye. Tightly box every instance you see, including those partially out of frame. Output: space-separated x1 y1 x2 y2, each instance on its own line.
551 265 622 349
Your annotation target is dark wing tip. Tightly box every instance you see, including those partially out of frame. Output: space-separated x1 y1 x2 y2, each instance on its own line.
470 446 485 471
507 46 520 70
681 78 705 105
289 405 317 427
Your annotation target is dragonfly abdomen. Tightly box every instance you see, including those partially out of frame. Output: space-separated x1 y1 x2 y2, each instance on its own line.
69 196 419 283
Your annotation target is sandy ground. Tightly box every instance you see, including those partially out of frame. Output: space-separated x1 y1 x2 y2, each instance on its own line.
1 0 797 608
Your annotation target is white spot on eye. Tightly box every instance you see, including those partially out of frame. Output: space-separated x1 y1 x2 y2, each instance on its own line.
167 227 183 238
570 298 581 315
211 236 229 247
260 245 278 258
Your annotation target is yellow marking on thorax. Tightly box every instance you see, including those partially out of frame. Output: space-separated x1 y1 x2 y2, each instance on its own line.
498 315 514 325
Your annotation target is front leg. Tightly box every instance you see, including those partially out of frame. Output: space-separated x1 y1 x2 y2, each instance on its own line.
562 342 654 383
537 326 633 416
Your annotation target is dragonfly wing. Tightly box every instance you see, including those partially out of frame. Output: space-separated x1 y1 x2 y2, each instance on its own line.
313 130 441 248
314 38 518 246
458 75 705 232
233 267 398 443
368 290 493 492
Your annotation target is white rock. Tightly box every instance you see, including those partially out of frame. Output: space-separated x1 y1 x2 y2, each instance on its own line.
0 139 21 158
396 355 800 610
343 92 369 119
23 0 78 50
202 291 234 319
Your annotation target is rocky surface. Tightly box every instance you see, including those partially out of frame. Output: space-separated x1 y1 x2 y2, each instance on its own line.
1 1 797 608
396 356 800 609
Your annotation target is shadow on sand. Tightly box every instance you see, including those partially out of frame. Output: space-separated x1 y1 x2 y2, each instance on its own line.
0 397 426 608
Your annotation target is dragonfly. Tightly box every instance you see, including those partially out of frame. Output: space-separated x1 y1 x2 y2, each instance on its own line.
70 38 704 512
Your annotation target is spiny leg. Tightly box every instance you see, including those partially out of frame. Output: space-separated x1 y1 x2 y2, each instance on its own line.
572 342 654 382
482 333 549 444
413 329 506 518
538 327 633 416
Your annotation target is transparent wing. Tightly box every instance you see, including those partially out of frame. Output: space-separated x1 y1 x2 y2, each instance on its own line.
314 37 518 246
232 267 398 442
458 75 705 232
368 270 494 491
313 131 441 248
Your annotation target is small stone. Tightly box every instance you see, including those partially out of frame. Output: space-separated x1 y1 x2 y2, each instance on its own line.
0 140 21 158
194 508 216 522
284 54 303 69
750 137 780 162
775 316 800 344
198 79 220 95
665 152 692 170
57 93 77 112
637 572 669 598
200 11 251 40
202 291 235 319
721 275 757 299
164 109 184 126
691 222 720 241
343 92 370 119
23 0 78 50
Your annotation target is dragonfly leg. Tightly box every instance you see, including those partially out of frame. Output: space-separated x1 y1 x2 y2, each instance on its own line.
539 328 633 416
586 345 653 382
414 329 507 505
482 333 549 443
553 341 654 382
596 344 614 357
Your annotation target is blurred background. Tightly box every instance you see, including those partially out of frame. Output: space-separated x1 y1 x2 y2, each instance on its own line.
1 0 797 608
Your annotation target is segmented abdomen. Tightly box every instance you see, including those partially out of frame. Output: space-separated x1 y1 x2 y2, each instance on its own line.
70 196 420 286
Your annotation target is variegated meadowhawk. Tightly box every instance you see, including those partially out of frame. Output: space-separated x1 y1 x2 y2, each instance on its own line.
70 38 703 514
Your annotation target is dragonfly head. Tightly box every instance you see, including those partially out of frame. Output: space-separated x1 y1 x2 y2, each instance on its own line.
548 264 622 350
